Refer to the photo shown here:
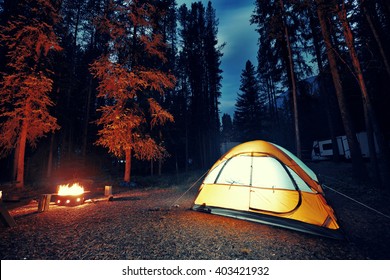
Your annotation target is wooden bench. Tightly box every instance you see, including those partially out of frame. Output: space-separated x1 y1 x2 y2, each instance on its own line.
0 202 16 227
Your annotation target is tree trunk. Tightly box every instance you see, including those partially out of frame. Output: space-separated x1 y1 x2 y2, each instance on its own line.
124 147 132 182
46 133 55 178
270 77 279 125
12 140 20 182
316 0 368 181
360 0 390 78
158 157 162 176
280 0 301 158
338 1 390 187
309 7 340 161
82 76 93 158
337 2 379 184
175 154 179 179
185 106 189 172
16 119 28 189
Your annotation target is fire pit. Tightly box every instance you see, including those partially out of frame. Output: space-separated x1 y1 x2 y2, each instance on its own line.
56 183 86 206
56 194 85 206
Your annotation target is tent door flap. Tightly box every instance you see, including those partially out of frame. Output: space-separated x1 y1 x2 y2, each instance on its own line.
249 187 300 214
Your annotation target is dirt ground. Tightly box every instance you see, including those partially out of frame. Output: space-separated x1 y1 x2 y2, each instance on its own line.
1 161 390 260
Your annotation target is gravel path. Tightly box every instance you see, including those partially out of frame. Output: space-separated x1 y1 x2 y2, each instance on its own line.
1 163 390 260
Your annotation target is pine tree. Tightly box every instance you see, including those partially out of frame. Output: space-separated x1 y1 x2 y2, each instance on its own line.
233 60 263 142
0 0 62 188
204 1 223 163
359 0 390 78
221 113 233 143
251 0 314 157
54 0 91 163
337 0 390 187
315 0 368 181
177 1 223 168
90 0 175 182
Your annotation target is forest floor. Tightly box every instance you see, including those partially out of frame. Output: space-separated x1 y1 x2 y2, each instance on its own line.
1 161 390 260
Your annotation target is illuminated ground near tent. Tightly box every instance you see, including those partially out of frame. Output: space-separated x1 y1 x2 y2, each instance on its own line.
1 163 389 260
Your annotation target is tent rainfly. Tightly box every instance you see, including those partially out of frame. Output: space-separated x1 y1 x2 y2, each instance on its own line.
192 140 343 239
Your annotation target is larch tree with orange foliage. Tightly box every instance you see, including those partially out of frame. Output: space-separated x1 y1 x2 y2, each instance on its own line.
90 0 175 183
0 0 62 188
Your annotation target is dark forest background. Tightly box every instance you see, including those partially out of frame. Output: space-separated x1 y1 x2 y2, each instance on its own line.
1 0 390 188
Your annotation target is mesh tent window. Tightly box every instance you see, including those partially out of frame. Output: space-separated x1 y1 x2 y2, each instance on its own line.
204 154 313 193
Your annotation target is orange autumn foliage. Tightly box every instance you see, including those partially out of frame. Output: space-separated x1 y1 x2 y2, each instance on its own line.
0 0 62 187
90 0 175 182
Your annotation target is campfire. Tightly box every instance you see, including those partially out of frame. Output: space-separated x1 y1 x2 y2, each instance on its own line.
56 183 85 206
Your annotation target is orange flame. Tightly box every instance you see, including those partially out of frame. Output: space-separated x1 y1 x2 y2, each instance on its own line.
57 183 84 196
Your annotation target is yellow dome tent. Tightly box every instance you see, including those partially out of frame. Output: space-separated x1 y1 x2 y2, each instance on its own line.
192 140 343 239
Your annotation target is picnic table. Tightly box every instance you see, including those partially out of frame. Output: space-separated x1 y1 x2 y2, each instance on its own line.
0 199 16 227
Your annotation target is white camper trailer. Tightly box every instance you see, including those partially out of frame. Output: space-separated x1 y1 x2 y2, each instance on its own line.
311 132 374 161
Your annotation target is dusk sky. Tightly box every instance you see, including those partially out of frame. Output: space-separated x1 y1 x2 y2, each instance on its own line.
176 0 259 117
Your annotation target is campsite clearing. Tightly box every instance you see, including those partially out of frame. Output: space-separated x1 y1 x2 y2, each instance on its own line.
1 161 390 260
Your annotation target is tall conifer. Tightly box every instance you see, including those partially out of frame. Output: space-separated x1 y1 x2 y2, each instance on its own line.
0 0 62 188
90 0 175 182
234 60 263 142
